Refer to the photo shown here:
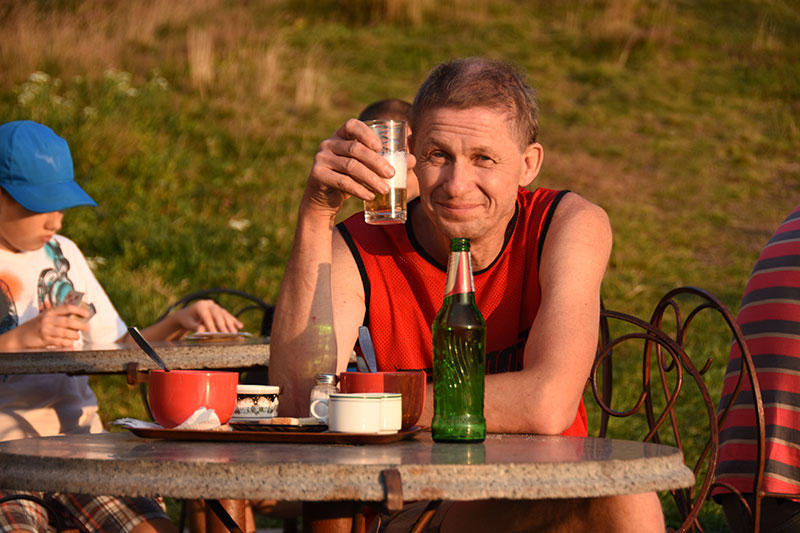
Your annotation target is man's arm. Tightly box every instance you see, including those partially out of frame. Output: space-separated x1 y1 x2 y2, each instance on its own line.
417 193 611 434
270 120 398 416
492 193 611 433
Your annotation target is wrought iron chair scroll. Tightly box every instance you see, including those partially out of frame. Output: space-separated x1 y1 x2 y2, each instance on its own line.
591 286 766 532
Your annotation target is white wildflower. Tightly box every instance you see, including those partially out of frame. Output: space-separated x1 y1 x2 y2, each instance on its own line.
228 218 251 232
104 70 138 97
29 71 51 84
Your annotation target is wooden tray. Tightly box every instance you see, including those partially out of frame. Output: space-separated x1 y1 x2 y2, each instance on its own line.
126 425 426 444
229 421 328 432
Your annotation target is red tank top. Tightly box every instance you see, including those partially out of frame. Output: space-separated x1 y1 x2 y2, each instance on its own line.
339 187 587 437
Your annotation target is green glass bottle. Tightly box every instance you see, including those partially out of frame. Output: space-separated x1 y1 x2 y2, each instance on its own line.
431 238 487 442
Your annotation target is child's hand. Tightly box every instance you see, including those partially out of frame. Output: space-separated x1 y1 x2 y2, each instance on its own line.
173 300 243 334
7 305 90 349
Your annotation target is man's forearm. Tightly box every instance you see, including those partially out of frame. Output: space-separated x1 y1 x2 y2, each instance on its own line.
270 208 339 416
483 370 586 434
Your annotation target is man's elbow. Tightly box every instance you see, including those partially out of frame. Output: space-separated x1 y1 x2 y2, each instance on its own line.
518 407 577 436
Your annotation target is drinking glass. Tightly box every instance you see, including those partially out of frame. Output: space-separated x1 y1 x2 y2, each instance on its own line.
363 119 407 224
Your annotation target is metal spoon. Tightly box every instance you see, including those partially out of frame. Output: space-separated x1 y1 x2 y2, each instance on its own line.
358 326 378 373
127 326 170 372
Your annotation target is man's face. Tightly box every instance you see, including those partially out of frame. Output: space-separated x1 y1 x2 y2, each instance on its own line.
412 107 542 245
0 191 63 253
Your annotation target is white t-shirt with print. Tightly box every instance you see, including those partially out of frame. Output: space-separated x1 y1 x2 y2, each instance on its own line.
0 234 127 441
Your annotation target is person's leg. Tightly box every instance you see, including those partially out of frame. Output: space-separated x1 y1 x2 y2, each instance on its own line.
436 493 663 533
129 518 178 533
717 493 753 533
187 499 207 533
719 493 800 533
371 493 663 533
0 489 54 533
581 493 665 533
764 497 800 533
52 493 176 533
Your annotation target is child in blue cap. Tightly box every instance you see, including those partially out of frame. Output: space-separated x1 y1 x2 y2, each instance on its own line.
0 120 243 532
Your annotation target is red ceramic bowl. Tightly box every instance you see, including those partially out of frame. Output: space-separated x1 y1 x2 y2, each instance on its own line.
339 371 426 431
148 369 238 428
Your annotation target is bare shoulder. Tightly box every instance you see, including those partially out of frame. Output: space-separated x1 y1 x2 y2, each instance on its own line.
541 192 612 271
548 192 611 241
552 192 609 227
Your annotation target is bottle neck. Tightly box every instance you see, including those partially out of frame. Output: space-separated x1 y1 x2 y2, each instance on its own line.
444 250 475 297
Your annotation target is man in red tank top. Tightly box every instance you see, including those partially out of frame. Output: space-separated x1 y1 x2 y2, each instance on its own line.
271 57 664 532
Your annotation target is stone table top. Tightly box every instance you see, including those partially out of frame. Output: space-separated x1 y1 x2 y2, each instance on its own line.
0 338 270 375
0 431 694 503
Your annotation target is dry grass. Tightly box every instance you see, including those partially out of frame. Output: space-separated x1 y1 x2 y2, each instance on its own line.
0 0 217 85
0 0 329 113
187 26 215 92
559 0 676 67
257 43 284 100
752 13 782 51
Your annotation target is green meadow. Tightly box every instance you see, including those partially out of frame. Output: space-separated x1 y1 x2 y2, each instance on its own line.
1 0 798 529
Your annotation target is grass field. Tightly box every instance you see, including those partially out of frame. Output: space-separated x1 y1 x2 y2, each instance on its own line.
1 0 798 529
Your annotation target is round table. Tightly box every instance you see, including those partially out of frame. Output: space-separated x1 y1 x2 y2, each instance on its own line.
0 430 693 502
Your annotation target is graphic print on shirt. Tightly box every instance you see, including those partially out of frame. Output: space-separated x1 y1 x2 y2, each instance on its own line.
37 240 76 310
0 279 17 335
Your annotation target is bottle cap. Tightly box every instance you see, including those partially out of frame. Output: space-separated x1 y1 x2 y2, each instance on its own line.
314 373 338 384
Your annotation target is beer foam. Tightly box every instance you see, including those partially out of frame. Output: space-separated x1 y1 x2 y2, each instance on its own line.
384 150 407 188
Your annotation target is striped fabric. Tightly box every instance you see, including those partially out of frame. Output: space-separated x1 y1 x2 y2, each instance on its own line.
715 204 800 498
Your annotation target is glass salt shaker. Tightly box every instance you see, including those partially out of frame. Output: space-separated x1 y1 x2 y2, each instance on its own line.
309 373 338 422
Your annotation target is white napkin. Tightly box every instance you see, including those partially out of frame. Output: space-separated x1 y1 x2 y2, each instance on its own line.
114 407 222 430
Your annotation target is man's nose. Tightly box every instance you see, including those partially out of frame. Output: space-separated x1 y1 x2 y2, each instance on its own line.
442 161 474 196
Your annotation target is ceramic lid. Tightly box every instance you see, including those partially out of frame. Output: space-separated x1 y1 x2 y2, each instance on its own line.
236 384 280 395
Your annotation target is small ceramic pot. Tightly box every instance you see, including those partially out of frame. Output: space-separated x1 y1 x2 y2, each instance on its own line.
233 384 280 420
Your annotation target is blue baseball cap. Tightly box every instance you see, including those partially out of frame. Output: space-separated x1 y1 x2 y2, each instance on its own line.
0 120 97 213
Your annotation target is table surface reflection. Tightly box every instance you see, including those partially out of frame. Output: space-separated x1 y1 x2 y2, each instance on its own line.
0 431 694 503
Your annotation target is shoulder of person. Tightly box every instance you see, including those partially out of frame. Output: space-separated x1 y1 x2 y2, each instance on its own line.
551 192 610 230
52 234 95 270
52 233 82 253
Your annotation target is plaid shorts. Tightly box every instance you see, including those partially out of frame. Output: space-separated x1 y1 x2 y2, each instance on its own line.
0 490 169 533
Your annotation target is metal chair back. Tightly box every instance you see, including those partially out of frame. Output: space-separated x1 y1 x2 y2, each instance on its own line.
156 287 275 338
591 286 766 532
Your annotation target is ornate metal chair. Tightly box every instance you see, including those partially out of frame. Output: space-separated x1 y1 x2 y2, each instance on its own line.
591 286 766 532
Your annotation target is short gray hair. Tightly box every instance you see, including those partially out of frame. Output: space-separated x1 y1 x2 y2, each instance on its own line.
410 57 539 147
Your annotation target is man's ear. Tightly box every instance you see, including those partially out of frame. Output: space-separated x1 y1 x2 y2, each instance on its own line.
519 142 543 187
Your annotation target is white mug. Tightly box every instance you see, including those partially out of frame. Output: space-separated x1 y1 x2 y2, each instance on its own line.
311 393 401 433
363 393 401 434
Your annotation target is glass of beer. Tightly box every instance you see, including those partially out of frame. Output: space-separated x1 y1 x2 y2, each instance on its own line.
363 119 407 224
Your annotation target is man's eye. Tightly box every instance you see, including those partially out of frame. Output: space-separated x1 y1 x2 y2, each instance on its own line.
477 155 494 163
